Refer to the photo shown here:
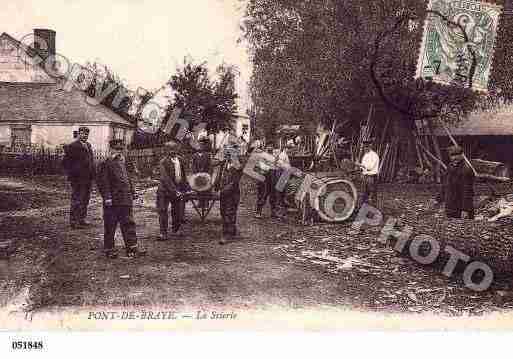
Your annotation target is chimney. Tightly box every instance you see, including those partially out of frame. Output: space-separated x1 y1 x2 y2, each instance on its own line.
33 29 56 58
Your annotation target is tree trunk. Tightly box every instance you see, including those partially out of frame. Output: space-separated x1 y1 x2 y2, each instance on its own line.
426 119 443 183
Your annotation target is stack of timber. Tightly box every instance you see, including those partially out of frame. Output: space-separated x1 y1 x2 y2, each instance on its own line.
390 213 513 274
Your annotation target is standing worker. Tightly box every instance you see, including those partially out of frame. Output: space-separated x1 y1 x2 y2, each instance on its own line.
437 145 475 219
156 141 189 241
96 139 146 259
272 143 291 213
218 142 244 245
254 143 279 219
356 138 380 207
62 126 96 229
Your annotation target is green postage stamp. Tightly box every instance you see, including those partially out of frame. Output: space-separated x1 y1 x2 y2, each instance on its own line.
416 0 503 92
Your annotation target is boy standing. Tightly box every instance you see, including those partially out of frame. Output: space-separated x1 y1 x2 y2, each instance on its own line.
96 139 146 259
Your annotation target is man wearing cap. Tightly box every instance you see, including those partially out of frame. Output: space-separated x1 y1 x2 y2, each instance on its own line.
96 139 146 259
356 139 380 206
63 126 96 229
156 141 189 241
438 145 475 219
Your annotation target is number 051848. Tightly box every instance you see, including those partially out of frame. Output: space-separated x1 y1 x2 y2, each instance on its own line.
11 341 43 350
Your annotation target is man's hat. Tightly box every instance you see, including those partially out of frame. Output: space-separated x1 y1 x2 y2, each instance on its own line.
447 145 463 155
109 139 125 150
78 126 90 133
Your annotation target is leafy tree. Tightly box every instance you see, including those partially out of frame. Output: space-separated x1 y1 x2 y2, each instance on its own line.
163 57 239 136
242 0 512 142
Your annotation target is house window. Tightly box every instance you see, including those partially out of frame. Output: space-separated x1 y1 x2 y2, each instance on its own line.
11 125 31 150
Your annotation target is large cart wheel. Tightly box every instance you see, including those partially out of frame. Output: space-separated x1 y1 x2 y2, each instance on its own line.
313 179 358 223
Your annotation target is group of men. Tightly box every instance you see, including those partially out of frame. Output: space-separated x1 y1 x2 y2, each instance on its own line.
249 137 381 217
356 139 475 219
357 139 475 219
61 126 475 260
63 127 146 258
248 140 291 219
62 128 245 259
248 136 475 221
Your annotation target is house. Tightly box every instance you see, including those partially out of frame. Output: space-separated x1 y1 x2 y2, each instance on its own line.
0 29 135 152
434 104 513 172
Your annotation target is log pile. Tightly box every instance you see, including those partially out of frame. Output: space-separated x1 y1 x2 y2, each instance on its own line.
392 213 513 274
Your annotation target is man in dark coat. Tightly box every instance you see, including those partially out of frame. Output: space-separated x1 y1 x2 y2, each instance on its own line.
62 126 96 229
438 145 475 219
156 141 190 241
218 144 244 245
96 139 146 259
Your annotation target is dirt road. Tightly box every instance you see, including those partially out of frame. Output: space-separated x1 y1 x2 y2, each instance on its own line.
0 178 512 319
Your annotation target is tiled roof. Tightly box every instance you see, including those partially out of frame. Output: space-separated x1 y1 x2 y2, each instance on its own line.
0 82 133 126
436 105 513 136
0 32 133 127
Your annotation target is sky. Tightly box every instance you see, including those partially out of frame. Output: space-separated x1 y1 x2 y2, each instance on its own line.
0 0 251 113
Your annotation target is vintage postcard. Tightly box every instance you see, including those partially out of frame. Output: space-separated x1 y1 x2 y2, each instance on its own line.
2 0 513 354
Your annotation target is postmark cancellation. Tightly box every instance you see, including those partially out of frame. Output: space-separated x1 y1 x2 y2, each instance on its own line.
416 0 503 91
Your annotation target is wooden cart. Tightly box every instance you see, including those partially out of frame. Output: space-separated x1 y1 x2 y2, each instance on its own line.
183 160 227 222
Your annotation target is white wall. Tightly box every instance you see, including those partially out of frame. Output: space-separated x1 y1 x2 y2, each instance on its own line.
30 124 111 151
0 123 134 152
0 125 11 146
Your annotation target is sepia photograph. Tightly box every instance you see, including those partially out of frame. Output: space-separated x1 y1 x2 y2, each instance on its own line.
2 0 513 354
